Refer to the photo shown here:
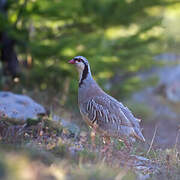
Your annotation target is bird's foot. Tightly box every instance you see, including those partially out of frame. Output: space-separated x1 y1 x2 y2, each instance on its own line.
123 139 133 153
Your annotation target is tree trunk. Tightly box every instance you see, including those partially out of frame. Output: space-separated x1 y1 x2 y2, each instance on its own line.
0 0 19 78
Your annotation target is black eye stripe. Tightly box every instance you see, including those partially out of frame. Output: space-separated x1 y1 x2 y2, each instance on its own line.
74 58 83 62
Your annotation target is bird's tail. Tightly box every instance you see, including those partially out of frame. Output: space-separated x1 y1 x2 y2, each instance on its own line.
134 128 145 142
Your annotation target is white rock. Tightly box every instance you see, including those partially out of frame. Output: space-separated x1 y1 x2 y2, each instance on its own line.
0 91 46 121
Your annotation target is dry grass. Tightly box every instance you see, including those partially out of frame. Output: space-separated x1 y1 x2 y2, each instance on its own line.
0 114 180 180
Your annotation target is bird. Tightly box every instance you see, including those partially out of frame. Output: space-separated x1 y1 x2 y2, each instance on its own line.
68 56 145 151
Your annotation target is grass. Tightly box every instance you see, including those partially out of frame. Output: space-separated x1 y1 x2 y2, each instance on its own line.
0 112 179 180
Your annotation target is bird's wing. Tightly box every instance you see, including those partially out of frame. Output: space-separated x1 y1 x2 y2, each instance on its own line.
80 96 144 140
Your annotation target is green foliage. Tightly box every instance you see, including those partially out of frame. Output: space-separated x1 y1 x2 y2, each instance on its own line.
0 0 179 104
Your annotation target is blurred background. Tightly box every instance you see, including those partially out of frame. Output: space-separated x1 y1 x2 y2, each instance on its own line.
0 0 180 179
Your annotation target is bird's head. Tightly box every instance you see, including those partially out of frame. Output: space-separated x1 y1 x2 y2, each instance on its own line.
68 56 92 86
68 56 89 72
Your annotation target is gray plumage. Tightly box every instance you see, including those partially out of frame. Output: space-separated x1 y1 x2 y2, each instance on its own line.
69 56 145 143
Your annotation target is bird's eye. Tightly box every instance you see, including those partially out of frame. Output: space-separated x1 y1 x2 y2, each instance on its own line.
77 59 81 62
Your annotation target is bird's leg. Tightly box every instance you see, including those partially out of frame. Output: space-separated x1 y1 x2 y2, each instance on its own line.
90 130 96 149
90 122 99 149
101 136 111 154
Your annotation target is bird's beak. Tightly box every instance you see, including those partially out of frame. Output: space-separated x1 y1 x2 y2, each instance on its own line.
68 59 75 64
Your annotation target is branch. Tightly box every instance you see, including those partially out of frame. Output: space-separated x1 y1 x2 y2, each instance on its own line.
14 0 28 27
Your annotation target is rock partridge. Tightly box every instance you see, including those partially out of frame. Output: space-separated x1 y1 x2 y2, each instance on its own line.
68 56 145 150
